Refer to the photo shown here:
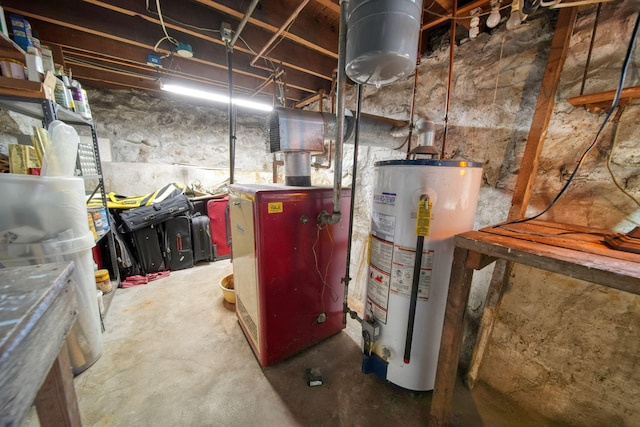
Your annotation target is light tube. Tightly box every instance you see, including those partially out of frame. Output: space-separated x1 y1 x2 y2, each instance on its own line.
161 83 273 112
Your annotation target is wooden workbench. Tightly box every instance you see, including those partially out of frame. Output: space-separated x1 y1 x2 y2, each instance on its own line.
428 220 640 426
0 262 82 427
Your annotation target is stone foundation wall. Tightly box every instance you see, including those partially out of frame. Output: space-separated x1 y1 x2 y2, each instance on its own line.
0 1 638 423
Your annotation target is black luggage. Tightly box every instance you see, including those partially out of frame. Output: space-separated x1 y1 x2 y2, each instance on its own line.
118 194 192 233
191 214 212 263
164 216 194 271
131 224 166 274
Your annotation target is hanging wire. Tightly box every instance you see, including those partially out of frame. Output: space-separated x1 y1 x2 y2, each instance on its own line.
508 11 640 225
312 224 339 319
155 0 179 47
262 19 298 59
580 3 602 95
424 3 512 20
146 0 221 34
606 107 640 209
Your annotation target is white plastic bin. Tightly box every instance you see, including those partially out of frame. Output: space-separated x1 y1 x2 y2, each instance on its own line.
0 174 103 374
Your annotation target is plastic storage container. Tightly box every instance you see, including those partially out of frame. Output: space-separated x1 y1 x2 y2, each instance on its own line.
0 174 103 374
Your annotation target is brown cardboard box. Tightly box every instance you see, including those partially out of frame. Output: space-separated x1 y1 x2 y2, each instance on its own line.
42 71 57 101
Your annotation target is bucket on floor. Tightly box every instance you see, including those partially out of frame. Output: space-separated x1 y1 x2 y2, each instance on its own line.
220 274 235 304
95 268 112 293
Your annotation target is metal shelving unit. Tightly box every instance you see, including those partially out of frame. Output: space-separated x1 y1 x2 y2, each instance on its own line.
0 94 121 288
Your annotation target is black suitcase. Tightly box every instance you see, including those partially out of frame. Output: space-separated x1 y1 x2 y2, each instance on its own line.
118 194 192 233
164 216 194 271
191 215 212 263
131 224 166 274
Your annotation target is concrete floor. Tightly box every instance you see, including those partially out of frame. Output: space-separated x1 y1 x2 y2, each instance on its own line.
26 260 547 426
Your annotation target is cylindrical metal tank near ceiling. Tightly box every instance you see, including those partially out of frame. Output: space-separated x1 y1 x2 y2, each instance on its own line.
345 0 425 86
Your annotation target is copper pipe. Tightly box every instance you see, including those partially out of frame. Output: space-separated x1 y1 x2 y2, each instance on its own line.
310 90 332 169
250 0 312 67
441 0 457 159
580 3 602 95
272 155 284 183
407 7 425 157
249 68 285 98
318 89 325 112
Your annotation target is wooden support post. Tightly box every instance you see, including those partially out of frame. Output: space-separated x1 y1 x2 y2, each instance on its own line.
429 246 475 427
35 341 82 427
466 6 578 391
508 7 578 221
465 258 513 387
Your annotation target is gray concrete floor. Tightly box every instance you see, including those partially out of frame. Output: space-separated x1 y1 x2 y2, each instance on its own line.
26 260 547 426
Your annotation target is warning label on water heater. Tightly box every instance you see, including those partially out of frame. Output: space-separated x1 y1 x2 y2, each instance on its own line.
389 245 434 301
367 264 390 324
370 235 393 274
370 210 396 242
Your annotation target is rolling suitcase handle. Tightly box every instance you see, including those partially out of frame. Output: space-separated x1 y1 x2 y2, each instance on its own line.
224 203 232 246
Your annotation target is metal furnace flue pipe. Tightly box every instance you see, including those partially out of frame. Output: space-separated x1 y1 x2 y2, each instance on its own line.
343 83 363 324
323 0 350 225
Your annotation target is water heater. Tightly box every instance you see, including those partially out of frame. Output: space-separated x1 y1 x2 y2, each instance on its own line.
362 159 483 391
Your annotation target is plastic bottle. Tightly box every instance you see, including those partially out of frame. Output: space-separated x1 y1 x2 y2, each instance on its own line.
70 80 89 118
41 120 80 176
62 75 75 112
53 77 72 109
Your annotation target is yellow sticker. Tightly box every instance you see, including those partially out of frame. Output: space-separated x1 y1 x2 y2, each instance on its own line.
416 198 432 237
268 202 283 214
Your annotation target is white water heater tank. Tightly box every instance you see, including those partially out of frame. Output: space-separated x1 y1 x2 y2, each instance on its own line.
363 159 483 391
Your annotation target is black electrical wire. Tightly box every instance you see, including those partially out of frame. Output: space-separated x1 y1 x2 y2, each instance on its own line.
509 11 640 226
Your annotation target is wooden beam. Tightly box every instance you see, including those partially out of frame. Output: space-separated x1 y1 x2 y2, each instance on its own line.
294 90 325 108
465 7 578 393
3 0 333 95
568 85 640 112
195 0 338 58
422 0 490 31
34 342 82 427
13 9 324 98
428 246 475 427
464 259 512 388
508 7 578 220
313 0 340 14
84 0 337 80
465 251 497 270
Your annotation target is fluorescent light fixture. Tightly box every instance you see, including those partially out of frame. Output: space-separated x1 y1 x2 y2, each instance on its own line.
161 83 273 112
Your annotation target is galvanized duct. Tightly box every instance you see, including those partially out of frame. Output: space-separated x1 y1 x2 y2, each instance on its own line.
267 107 435 185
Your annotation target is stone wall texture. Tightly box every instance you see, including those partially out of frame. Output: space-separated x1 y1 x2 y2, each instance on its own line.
0 1 638 424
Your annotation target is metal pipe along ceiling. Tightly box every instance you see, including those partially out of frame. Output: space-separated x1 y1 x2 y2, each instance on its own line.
230 0 260 47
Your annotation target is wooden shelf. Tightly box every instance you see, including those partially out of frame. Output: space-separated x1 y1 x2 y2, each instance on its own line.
0 32 26 62
0 76 47 100
568 86 640 112
429 220 640 426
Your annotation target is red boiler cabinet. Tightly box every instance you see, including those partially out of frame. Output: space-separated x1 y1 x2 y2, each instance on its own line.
229 184 351 366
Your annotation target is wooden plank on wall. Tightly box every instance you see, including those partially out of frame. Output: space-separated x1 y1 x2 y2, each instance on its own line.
508 7 578 221
465 6 578 390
